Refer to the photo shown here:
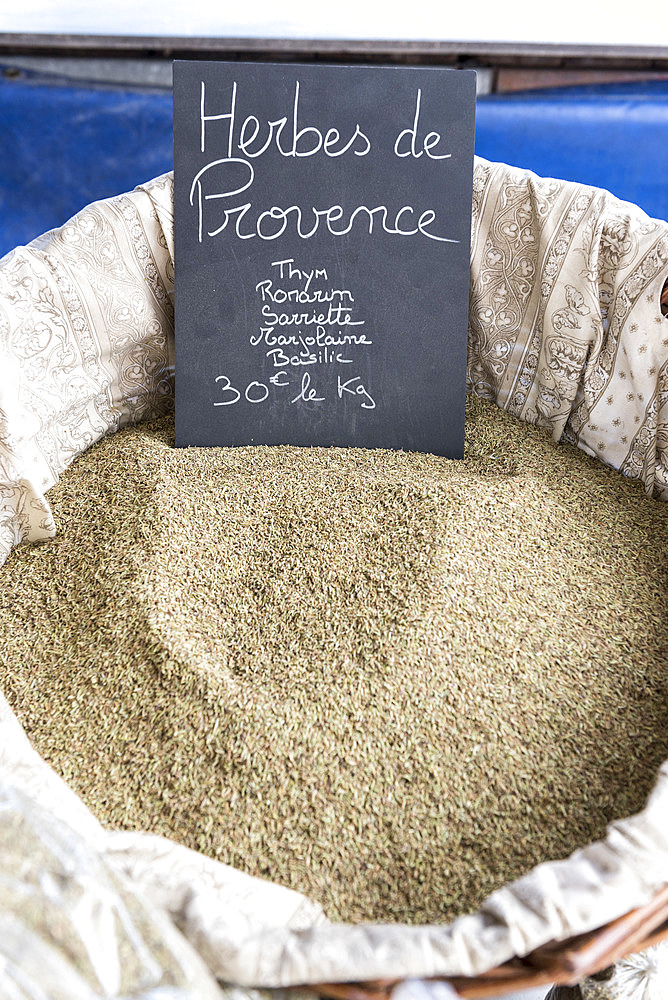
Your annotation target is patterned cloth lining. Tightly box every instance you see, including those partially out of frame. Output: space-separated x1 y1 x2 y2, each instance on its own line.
468 160 668 500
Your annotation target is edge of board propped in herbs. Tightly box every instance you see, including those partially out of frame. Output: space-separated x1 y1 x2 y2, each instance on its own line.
173 61 476 456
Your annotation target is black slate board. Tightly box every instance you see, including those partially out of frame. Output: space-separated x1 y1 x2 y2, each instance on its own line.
173 60 475 455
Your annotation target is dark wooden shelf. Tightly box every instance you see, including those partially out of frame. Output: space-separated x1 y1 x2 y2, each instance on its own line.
1 33 668 70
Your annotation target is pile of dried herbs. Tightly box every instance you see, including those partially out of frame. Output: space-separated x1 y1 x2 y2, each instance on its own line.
1 395 666 924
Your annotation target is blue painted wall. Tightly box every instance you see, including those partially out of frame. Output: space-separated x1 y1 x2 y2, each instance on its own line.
1 69 667 259
0 70 173 257
475 80 668 224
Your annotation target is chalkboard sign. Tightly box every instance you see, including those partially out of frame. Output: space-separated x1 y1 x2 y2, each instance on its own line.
173 61 475 455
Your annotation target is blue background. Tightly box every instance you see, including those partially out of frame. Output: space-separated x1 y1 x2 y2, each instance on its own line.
1 68 667 258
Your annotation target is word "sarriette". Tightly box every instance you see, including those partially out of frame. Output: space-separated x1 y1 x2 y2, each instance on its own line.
189 80 459 244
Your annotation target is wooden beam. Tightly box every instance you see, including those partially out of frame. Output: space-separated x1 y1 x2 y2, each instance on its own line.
1 33 668 70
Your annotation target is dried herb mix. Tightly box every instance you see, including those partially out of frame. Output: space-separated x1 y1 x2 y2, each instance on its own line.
1 395 667 925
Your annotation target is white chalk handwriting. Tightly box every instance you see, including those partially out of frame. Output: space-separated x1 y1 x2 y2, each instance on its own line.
190 80 458 244
214 257 377 414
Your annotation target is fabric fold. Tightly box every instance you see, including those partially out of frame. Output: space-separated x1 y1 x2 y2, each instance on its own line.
0 173 175 567
468 159 668 500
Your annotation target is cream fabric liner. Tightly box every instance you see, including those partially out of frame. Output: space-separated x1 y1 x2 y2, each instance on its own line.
0 163 667 994
0 172 175 567
469 161 668 498
0 160 667 570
